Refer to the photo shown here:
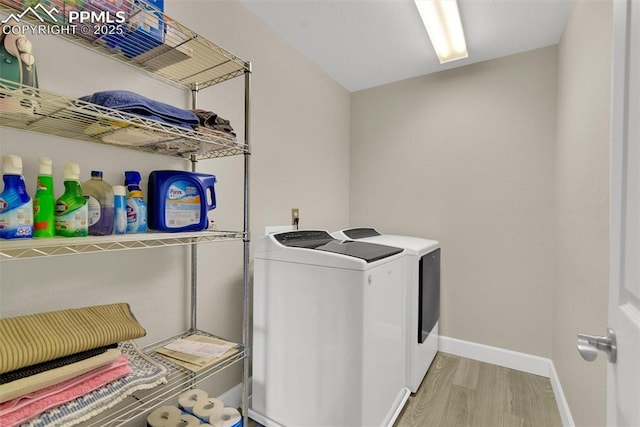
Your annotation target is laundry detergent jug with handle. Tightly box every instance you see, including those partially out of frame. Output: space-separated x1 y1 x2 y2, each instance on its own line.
148 171 217 232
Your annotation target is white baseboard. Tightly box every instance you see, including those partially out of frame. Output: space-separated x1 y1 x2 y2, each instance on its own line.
438 336 574 426
438 336 551 376
548 361 576 427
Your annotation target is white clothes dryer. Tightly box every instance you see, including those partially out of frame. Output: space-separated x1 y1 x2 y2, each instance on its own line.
250 230 410 427
333 228 440 393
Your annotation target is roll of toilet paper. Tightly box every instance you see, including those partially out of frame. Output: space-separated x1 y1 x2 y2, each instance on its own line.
170 413 201 427
146 405 182 427
192 397 225 422
209 407 242 427
178 388 208 413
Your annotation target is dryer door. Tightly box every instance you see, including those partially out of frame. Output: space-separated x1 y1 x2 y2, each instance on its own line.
418 249 440 344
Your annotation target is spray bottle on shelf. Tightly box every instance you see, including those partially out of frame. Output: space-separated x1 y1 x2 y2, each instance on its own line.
124 171 147 233
55 162 88 237
33 157 55 238
82 170 114 236
0 155 33 239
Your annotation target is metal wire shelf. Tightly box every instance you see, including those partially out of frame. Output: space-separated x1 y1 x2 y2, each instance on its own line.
0 230 245 260
0 2 252 425
0 1 250 90
84 330 246 427
0 78 247 159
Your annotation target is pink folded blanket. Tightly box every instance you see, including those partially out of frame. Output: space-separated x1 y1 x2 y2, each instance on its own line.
0 355 131 427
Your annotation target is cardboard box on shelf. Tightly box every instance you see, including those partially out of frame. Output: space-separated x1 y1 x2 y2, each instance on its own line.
134 15 193 71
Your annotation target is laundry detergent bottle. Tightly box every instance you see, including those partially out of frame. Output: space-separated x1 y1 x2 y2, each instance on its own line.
55 162 88 237
124 171 147 233
0 155 33 239
33 157 55 238
148 171 217 232
113 185 127 235
82 170 114 236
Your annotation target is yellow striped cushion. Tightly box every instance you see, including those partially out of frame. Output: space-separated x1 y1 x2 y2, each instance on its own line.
0 303 146 374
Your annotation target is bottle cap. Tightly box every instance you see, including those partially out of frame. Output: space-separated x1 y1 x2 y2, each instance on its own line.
113 185 126 196
38 158 53 175
91 170 103 178
124 171 141 186
3 155 22 175
63 162 80 180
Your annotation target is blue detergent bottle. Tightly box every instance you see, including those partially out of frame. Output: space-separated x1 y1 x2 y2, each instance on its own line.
0 155 33 239
148 171 217 232
124 171 147 233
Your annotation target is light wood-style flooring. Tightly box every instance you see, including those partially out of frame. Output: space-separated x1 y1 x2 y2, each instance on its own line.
394 352 563 427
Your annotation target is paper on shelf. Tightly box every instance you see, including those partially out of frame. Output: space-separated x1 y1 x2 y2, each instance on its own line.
155 334 239 372
163 338 233 359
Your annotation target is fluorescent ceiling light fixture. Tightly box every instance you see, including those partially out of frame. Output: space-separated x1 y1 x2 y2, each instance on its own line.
414 0 468 64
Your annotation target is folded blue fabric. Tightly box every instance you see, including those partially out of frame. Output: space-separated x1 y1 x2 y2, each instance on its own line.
81 90 200 129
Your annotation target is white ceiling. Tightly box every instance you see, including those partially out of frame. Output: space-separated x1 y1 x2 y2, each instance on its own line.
238 0 571 92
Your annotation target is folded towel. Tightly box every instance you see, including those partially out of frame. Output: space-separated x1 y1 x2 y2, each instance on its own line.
17 342 167 427
191 109 236 136
81 90 200 129
0 349 121 404
0 355 131 427
0 303 146 374
0 345 116 385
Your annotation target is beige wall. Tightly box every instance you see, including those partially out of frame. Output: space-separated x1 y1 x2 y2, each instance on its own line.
0 0 350 398
553 1 612 425
350 47 559 357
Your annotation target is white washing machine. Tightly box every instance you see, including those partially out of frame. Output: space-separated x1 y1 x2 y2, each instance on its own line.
333 228 440 393
250 230 410 427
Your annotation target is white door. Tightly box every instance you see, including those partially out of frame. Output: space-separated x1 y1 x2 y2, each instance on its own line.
605 0 640 424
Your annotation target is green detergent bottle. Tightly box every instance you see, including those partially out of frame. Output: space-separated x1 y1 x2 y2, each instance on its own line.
33 158 55 238
55 162 88 237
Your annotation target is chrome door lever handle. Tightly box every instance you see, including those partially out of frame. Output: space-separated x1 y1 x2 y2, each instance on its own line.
577 328 617 363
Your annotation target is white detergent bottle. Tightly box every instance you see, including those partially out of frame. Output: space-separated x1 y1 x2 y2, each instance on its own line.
0 155 33 239
124 171 147 233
